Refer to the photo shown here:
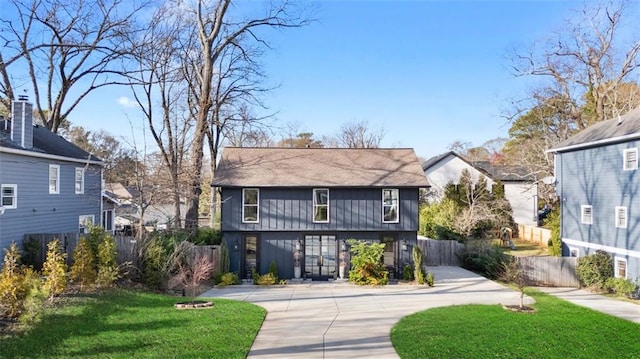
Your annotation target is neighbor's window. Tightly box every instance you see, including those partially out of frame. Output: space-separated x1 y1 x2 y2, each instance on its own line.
615 257 627 278
623 148 638 171
1 184 17 209
49 164 60 194
75 168 85 194
615 206 627 228
242 188 259 223
79 215 94 234
581 205 593 225
313 188 329 223
382 189 399 223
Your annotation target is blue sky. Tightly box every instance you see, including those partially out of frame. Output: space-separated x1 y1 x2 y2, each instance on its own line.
71 1 583 159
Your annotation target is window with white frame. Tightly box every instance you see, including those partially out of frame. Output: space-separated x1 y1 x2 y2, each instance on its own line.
1 184 17 209
615 206 627 228
242 188 259 223
614 257 627 278
382 189 399 223
79 215 94 234
569 247 579 257
581 205 593 225
313 188 329 222
49 164 60 194
75 168 85 194
623 148 638 171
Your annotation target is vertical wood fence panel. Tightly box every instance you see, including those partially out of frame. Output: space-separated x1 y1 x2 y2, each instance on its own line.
515 255 580 287
418 239 464 266
517 224 551 247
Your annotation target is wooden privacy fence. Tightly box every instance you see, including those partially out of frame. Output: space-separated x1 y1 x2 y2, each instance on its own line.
418 239 464 266
514 255 580 287
517 224 551 247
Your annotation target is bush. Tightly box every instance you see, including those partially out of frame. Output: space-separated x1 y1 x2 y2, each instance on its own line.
19 267 46 325
269 260 278 282
42 239 67 299
458 240 507 279
255 273 277 285
192 227 222 245
141 237 169 290
70 237 97 290
412 246 424 284
402 264 414 281
21 236 42 270
426 272 435 287
347 239 388 286
545 210 562 256
218 272 239 286
96 234 119 288
576 250 613 292
419 199 459 239
605 277 638 297
0 243 29 318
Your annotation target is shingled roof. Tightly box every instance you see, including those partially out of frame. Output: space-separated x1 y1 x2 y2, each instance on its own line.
550 106 640 152
213 147 430 188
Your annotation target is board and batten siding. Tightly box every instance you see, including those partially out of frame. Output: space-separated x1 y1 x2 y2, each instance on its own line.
0 152 102 251
556 141 640 278
220 187 420 232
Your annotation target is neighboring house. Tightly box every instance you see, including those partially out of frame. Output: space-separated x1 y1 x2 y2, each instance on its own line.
0 97 103 254
422 151 538 227
213 147 429 281
548 107 640 280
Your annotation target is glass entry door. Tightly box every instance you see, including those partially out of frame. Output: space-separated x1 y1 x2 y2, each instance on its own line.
304 235 336 280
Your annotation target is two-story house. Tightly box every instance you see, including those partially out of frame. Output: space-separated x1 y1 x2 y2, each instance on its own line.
549 107 640 280
213 147 429 281
0 97 103 255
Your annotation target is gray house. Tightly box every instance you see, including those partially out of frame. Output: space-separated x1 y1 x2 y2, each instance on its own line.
213 147 429 281
548 106 640 281
0 98 103 255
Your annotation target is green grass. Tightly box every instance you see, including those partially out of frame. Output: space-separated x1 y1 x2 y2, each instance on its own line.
391 289 640 359
0 290 265 359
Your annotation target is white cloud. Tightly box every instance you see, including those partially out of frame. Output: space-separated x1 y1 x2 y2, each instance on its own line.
117 96 136 108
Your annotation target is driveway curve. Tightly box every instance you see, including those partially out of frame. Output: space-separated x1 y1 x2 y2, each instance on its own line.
201 266 531 359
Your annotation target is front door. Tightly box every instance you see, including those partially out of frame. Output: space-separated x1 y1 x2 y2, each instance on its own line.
304 235 337 280
382 236 397 279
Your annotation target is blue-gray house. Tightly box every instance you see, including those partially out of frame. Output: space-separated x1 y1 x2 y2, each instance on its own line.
0 98 103 256
548 106 640 281
213 147 429 281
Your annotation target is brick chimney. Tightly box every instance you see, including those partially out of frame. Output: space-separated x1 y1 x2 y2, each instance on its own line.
11 95 33 149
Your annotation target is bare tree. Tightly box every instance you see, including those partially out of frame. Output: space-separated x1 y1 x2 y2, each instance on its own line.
325 120 385 148
0 0 147 133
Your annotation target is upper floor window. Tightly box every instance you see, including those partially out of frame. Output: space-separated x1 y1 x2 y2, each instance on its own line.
75 168 85 194
1 184 17 209
313 189 329 223
581 205 592 225
242 188 259 223
623 148 638 171
615 206 627 228
382 189 399 223
614 257 627 278
49 165 60 194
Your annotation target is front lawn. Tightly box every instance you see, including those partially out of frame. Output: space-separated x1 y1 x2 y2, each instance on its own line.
0 290 265 359
391 289 640 359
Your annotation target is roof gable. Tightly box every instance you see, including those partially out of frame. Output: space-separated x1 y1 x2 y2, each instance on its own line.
213 147 430 188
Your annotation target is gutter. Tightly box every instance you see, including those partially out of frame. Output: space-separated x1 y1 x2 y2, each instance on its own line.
0 146 104 166
546 132 640 153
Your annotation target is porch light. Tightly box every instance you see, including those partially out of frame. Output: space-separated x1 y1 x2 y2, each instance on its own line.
401 240 408 251
295 240 301 251
233 240 239 251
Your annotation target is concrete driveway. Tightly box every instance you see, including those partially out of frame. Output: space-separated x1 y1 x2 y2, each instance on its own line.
201 266 531 359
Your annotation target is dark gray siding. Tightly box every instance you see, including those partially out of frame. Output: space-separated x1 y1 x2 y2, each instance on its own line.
557 141 640 277
0 152 102 252
220 187 420 232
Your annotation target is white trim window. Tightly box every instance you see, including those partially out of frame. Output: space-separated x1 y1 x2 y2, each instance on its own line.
242 188 259 223
1 184 17 209
614 257 627 278
313 188 329 223
569 247 579 257
581 205 593 225
75 167 85 194
615 206 627 228
79 215 94 234
382 189 399 223
623 148 638 171
49 164 60 194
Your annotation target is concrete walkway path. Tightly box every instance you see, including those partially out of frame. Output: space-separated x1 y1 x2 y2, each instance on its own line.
201 266 532 359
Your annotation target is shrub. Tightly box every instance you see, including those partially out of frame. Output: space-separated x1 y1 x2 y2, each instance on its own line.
192 227 222 245
269 260 278 282
605 277 638 297
42 239 67 299
21 236 42 270
255 273 276 285
500 256 527 308
168 242 214 300
419 199 459 239
412 246 424 284
141 237 169 290
70 237 97 290
426 272 435 287
0 243 29 318
19 267 46 325
576 250 613 292
347 239 388 286
402 264 414 281
546 210 562 256
218 272 239 286
458 240 507 279
96 234 119 288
